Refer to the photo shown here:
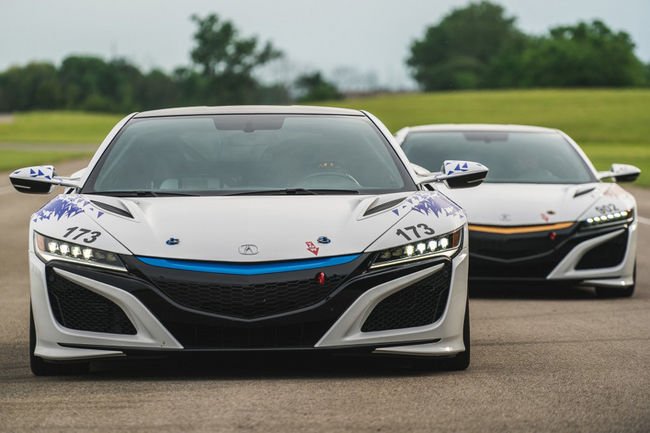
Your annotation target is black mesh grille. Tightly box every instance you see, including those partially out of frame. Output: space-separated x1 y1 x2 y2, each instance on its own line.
47 272 136 335
164 320 333 349
576 231 628 270
361 264 451 332
470 230 573 261
152 275 346 319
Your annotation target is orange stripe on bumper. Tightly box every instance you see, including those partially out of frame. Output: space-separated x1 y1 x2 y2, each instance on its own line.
468 222 575 234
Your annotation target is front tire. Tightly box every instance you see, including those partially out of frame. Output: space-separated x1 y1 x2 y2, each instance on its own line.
29 304 88 376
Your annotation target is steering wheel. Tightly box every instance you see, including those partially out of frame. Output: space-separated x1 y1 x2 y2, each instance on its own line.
295 172 362 189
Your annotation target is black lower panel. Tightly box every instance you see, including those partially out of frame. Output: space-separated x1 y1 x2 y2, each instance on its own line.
576 231 628 269
49 256 449 350
362 264 451 332
47 269 136 335
469 226 629 281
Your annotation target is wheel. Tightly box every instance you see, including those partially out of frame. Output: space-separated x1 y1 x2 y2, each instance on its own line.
29 304 88 376
595 263 636 298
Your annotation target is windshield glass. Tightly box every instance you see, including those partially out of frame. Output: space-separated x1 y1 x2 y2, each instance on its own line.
83 114 414 195
402 131 596 184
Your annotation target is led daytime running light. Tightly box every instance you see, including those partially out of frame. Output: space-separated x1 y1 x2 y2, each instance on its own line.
371 228 462 269
584 209 633 227
34 233 126 271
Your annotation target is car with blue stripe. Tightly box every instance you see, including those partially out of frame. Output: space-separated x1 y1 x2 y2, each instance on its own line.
10 106 487 375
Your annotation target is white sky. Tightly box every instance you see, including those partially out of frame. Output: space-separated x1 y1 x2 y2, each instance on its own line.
1 0 648 89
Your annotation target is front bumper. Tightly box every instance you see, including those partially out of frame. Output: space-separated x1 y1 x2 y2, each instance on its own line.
29 246 469 361
468 220 637 287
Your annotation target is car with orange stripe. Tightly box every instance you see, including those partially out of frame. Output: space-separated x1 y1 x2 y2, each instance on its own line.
396 124 640 297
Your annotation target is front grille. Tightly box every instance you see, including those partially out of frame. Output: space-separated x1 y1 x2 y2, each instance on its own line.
361 264 451 332
47 271 136 335
152 275 346 319
576 231 628 270
164 320 333 349
469 230 574 261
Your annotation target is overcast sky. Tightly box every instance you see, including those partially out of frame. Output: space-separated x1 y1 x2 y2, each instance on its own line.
1 0 649 89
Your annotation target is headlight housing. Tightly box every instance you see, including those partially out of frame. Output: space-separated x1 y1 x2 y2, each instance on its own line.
580 209 634 231
370 228 462 269
34 232 126 272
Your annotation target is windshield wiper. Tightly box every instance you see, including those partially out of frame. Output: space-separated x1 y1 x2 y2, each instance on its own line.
227 188 360 196
86 190 199 197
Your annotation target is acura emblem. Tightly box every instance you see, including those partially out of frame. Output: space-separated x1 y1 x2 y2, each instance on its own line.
239 244 259 255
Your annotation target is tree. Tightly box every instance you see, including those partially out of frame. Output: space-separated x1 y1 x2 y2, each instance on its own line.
515 20 647 87
294 72 342 102
189 13 283 104
407 1 527 90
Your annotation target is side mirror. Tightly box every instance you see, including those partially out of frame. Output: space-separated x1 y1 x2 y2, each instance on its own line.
416 160 489 189
597 164 641 183
9 166 82 194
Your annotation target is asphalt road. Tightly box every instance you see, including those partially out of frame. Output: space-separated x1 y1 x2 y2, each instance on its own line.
1 160 648 433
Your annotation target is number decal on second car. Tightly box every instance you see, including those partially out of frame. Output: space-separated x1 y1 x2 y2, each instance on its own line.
63 226 101 243
396 223 435 241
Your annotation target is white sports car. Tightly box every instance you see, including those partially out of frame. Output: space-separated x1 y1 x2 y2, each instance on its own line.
10 106 488 375
396 124 640 297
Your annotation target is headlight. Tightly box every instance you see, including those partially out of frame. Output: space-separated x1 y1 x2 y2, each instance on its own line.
581 209 634 230
370 228 462 269
34 232 126 272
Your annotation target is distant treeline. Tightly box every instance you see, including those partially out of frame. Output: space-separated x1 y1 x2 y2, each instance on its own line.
408 2 650 90
1 2 649 113
0 14 341 113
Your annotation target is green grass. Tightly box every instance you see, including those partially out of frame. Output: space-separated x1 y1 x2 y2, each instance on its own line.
0 150 90 172
1 89 649 184
0 111 122 144
324 89 650 185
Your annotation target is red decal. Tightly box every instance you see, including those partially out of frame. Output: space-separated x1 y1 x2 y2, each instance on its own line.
541 213 550 222
306 241 319 256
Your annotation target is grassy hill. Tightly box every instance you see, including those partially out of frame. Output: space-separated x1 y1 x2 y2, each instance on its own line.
1 89 649 184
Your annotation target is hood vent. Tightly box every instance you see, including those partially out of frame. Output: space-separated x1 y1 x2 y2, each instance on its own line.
363 197 406 217
574 185 596 198
91 200 133 219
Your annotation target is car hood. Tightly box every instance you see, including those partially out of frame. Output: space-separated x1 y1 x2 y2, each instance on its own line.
438 182 633 226
41 192 461 262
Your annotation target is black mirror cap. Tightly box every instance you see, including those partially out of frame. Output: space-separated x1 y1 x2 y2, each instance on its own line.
445 171 488 189
614 172 640 183
10 177 53 194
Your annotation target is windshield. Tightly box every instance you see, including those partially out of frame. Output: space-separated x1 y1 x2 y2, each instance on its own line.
402 131 596 184
83 114 414 195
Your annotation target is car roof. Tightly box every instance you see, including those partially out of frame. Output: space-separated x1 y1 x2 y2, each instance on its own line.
134 105 363 118
403 124 558 133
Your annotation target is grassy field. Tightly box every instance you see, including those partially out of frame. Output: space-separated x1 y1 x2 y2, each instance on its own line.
0 150 89 172
326 89 650 186
0 89 649 184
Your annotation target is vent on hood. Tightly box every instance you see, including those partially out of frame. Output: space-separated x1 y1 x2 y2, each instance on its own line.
364 197 406 217
90 200 133 219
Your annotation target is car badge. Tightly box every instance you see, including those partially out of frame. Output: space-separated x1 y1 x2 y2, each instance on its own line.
239 244 259 255
499 214 511 222
166 237 180 246
317 236 331 244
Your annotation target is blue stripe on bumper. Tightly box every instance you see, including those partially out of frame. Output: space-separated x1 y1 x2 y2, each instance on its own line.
135 254 361 276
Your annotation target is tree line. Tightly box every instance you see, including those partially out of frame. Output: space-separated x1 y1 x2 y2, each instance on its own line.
0 14 341 113
408 1 650 90
1 3 649 113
